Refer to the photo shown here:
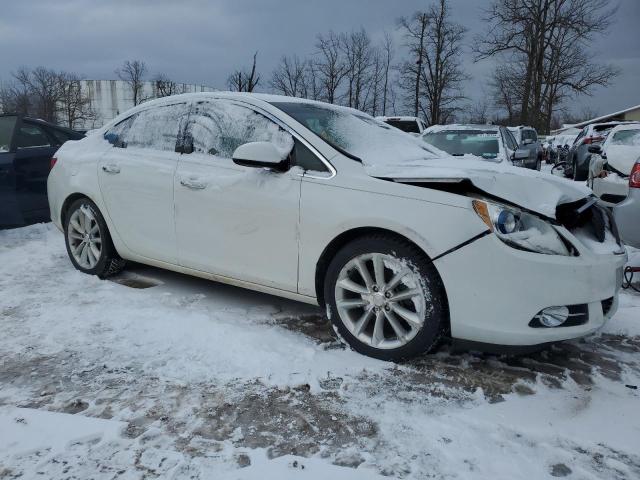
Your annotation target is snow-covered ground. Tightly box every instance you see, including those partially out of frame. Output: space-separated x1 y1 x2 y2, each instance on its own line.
1 224 639 479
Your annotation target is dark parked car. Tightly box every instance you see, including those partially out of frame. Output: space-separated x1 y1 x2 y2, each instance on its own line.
508 126 543 170
565 121 638 181
0 114 84 229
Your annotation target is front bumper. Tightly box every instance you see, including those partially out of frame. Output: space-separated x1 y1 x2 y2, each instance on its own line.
434 232 626 346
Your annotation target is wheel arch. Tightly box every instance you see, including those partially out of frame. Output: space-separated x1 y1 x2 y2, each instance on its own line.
314 226 450 334
60 192 99 226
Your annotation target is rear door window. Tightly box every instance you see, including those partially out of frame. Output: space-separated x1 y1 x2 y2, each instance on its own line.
0 116 17 152
125 103 189 152
15 123 51 149
385 119 420 134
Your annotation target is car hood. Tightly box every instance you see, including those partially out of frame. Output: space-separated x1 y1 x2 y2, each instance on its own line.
365 157 592 219
605 145 640 175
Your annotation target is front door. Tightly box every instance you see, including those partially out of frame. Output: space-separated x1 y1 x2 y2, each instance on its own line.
98 102 189 263
174 99 301 292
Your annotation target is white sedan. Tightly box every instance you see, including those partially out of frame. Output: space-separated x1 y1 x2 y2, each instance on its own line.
48 93 626 360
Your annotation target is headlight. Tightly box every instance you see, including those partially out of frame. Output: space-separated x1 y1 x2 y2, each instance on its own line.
472 199 571 255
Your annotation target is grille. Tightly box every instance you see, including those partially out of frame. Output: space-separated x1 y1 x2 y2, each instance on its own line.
602 297 614 316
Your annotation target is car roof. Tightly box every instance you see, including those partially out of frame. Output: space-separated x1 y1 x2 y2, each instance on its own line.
375 116 420 122
101 91 371 131
0 113 76 130
424 123 499 133
608 123 640 133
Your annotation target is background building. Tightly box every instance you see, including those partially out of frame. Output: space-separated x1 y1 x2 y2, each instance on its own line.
552 104 640 135
80 80 216 130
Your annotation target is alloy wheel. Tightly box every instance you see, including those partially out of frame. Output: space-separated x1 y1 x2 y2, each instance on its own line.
67 204 103 269
334 253 427 350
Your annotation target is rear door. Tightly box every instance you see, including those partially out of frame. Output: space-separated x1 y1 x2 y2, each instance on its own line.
12 119 59 223
0 115 22 228
98 102 189 263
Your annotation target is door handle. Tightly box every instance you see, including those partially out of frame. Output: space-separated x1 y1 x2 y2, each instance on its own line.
180 178 207 190
102 164 121 174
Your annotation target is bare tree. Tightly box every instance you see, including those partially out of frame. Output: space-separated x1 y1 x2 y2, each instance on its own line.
315 31 347 104
398 12 429 117
381 32 395 116
340 29 376 111
466 98 491 124
490 64 523 124
475 0 618 133
13 66 62 122
399 0 466 124
227 52 261 92
0 80 31 115
154 73 183 98
270 55 308 97
58 72 96 129
420 0 467 125
116 60 147 106
302 61 322 101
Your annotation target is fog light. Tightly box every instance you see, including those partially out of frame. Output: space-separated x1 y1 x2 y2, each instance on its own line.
538 306 570 327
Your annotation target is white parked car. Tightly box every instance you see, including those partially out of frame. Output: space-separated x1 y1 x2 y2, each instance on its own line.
420 124 532 167
589 124 640 204
48 93 626 360
376 116 427 135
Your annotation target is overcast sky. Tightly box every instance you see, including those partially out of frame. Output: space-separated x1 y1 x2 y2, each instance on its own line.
1 0 638 118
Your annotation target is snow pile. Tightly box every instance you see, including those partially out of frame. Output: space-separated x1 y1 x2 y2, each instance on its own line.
0 407 125 459
2 224 640 479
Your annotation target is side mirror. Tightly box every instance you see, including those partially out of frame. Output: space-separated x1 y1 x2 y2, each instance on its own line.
522 138 533 146
513 148 529 161
232 142 290 171
588 144 602 154
105 132 126 148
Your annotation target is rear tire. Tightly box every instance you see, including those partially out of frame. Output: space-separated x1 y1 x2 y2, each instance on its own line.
324 235 447 361
573 159 588 181
64 198 125 278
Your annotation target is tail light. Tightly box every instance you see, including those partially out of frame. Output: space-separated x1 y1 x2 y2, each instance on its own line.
50 157 58 170
630 162 640 189
583 135 604 145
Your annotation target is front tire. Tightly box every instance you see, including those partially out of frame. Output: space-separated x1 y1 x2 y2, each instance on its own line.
324 235 447 361
64 198 125 278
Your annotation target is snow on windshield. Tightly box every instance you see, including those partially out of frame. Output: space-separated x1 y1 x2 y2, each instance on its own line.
422 130 500 161
271 101 441 165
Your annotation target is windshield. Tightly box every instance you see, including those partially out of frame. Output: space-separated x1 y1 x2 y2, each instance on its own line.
270 101 440 165
610 129 640 146
385 119 420 133
422 130 500 160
